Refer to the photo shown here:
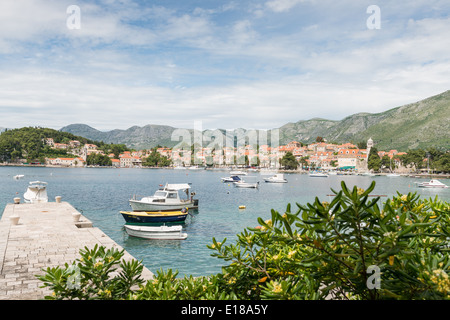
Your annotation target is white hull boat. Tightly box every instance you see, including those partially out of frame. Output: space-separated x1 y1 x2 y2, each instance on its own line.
264 174 287 183
23 181 48 203
124 224 188 240
230 170 247 175
129 183 199 212
188 166 204 170
13 174 25 180
309 172 328 177
234 181 259 188
417 179 448 188
221 175 242 183
387 173 401 177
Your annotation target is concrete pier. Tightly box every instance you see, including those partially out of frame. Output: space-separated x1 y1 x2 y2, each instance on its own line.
0 201 154 300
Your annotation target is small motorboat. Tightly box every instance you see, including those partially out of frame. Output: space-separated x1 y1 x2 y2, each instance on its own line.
23 181 48 203
417 179 448 188
387 173 401 177
234 181 259 188
129 183 198 212
124 224 188 240
120 208 189 224
230 170 247 175
13 174 25 180
221 175 242 183
309 172 328 177
263 174 287 183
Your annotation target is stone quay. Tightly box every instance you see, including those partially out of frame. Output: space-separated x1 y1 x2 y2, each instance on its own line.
0 200 154 300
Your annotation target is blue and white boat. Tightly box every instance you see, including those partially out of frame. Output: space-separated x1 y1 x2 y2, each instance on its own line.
221 175 242 183
129 183 198 212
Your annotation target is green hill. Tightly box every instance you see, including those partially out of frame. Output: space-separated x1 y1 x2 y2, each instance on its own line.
278 90 450 150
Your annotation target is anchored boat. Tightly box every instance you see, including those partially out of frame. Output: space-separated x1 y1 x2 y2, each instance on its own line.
120 208 189 225
221 175 242 183
23 181 48 203
129 183 198 212
263 173 287 183
309 172 329 177
124 224 188 240
417 179 448 188
234 181 259 188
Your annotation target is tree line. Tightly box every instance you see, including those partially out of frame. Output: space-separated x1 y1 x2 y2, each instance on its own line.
0 127 130 166
368 147 450 172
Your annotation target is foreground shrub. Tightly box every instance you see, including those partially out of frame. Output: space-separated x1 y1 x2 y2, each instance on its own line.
38 181 450 300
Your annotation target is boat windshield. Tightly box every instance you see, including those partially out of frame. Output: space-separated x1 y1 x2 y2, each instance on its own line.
154 191 167 197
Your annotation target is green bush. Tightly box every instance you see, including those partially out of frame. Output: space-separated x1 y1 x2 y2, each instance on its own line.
37 182 450 300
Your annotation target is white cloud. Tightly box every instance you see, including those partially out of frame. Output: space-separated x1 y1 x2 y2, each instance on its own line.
0 0 450 132
265 0 307 13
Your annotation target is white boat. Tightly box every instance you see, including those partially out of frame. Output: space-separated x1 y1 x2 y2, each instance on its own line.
417 179 448 188
309 172 328 177
221 175 242 183
230 170 247 175
387 173 401 177
188 166 203 170
129 183 199 212
124 224 188 240
23 181 48 203
13 174 25 180
264 174 287 183
234 181 259 188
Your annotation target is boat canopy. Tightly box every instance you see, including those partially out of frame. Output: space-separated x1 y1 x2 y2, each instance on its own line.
29 181 47 185
165 183 191 191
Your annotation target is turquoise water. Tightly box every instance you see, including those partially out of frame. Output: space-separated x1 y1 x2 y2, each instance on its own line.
1 166 449 277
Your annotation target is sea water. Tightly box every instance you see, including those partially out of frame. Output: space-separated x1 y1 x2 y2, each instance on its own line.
1 166 449 277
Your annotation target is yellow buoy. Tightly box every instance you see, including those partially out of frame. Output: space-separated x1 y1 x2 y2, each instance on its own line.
239 205 246 209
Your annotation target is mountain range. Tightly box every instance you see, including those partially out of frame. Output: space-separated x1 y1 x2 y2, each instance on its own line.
60 90 450 151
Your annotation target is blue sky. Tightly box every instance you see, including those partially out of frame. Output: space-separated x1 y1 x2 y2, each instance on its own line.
0 0 450 131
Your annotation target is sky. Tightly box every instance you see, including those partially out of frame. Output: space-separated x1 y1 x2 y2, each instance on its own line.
0 0 450 131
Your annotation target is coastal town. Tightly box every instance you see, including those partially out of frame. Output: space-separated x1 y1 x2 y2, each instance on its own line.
41 137 410 173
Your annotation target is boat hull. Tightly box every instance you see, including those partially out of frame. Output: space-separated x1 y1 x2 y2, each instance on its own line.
23 182 48 203
129 199 198 212
120 211 189 225
124 224 187 240
234 182 259 188
263 179 287 183
417 179 448 188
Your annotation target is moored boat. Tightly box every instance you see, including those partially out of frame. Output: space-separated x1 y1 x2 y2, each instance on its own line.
23 181 48 203
387 173 401 177
309 172 328 177
129 183 198 212
234 181 259 188
263 174 287 183
230 170 247 175
417 179 448 188
124 224 188 240
221 175 242 183
120 209 189 225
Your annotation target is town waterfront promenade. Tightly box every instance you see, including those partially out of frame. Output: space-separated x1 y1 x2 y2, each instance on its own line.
0 200 154 300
